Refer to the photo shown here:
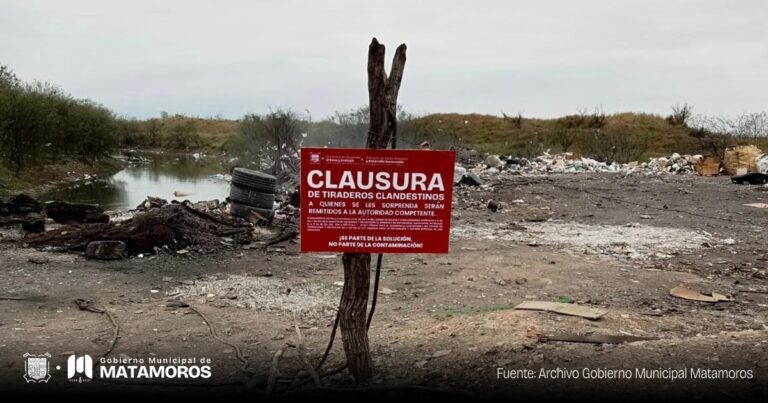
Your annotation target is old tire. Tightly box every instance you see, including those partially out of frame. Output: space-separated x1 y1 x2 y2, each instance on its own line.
229 184 275 208
231 168 276 192
229 202 274 222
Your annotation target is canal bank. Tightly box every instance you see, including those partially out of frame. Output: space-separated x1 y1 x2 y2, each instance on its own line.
39 151 233 211
0 157 126 200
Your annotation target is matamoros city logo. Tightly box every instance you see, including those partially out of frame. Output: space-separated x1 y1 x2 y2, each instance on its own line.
68 354 93 383
23 352 212 384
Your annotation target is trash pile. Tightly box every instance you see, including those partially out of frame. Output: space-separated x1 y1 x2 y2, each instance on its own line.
505 153 630 174
454 151 709 183
26 199 254 257
640 153 703 175
0 193 45 232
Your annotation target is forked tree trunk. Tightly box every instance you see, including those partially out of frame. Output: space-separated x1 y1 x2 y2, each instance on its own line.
340 38 406 381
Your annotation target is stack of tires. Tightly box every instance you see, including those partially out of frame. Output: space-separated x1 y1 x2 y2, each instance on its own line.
228 168 277 222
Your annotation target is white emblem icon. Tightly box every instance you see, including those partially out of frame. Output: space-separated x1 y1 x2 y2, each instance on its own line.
310 153 321 164
67 354 93 383
23 352 52 383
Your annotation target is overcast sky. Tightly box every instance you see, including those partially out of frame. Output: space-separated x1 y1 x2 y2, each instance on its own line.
1 0 766 120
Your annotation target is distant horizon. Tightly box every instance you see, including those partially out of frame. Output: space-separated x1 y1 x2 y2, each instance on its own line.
2 0 766 120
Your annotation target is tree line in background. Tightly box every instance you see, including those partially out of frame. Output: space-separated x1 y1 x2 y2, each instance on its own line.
3 63 768 178
0 65 117 174
0 64 212 176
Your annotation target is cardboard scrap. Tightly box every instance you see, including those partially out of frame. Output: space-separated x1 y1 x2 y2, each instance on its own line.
695 156 721 176
723 145 761 176
515 301 607 320
670 285 733 303
541 333 658 344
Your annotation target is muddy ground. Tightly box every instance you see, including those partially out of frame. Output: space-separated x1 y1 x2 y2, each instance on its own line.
1 173 767 399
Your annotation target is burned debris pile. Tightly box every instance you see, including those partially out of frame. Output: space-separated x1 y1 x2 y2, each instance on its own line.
0 193 45 232
25 200 253 255
1 195 114 232
46 201 109 223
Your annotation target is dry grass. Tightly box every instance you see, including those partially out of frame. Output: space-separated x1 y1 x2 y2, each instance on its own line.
158 116 238 150
144 112 768 161
405 112 694 159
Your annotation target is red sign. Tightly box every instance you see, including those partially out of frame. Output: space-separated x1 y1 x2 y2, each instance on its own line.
300 147 456 254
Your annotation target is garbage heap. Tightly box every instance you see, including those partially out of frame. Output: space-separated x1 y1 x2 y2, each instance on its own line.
455 151 710 183
25 197 253 257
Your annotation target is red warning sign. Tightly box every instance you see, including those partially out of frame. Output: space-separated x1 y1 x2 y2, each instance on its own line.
300 147 456 254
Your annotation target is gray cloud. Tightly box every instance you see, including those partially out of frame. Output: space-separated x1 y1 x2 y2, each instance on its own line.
1 0 766 119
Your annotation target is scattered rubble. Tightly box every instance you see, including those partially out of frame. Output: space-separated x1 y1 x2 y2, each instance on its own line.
136 196 168 211
169 274 337 317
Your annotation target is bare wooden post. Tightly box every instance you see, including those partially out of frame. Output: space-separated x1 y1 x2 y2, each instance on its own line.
340 37 406 381
339 253 372 380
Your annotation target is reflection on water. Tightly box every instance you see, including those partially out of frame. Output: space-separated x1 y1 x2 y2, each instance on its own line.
41 152 232 211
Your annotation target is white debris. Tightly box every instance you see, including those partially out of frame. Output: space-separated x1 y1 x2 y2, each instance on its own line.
485 155 504 168
454 165 467 184
461 151 705 178
451 221 715 260
757 154 768 174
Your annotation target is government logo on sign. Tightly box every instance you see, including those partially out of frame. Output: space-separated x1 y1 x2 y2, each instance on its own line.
23 352 52 383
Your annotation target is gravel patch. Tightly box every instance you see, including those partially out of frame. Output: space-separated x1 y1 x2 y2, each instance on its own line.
169 274 338 316
452 221 715 259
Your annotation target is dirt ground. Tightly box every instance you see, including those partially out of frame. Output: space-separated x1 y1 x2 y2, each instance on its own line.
1 173 767 399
